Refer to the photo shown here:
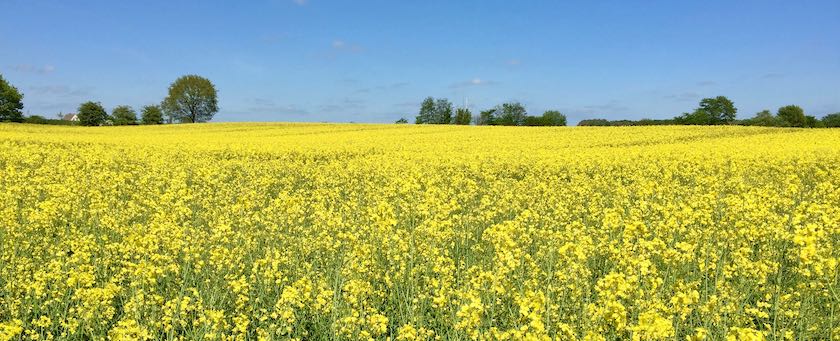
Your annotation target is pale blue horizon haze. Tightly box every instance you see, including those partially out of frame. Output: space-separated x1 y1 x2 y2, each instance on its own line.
2 0 839 124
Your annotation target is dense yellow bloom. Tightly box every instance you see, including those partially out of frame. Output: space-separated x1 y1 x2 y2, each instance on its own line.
630 310 673 340
0 320 23 341
1 123 839 339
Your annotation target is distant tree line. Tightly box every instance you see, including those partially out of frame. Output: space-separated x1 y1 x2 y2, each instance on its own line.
5 72 840 129
579 96 840 128
407 97 567 126
0 74 218 126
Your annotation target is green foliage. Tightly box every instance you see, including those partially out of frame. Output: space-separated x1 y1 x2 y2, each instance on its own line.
523 116 546 126
698 96 737 124
675 109 713 125
579 118 675 126
77 101 109 126
161 75 219 123
476 109 497 125
777 105 806 127
415 97 453 124
415 97 435 124
804 115 821 128
453 108 472 125
743 110 782 127
435 99 453 124
822 113 840 128
22 116 74 125
577 119 610 126
495 102 527 126
141 105 164 125
395 117 408 124
541 110 567 126
673 96 737 125
112 105 138 125
0 74 24 122
24 115 47 124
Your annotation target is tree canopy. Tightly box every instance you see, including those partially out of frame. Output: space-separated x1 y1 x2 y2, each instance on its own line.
698 96 737 124
495 102 527 126
111 105 137 125
453 108 472 125
415 97 453 124
77 101 109 126
161 75 219 123
777 105 806 127
822 113 840 128
0 74 24 122
541 110 567 126
476 109 496 125
141 105 164 125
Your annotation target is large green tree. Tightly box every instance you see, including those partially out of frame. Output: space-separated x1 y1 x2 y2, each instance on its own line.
496 102 527 126
744 110 780 127
0 74 24 122
161 75 218 123
111 105 137 125
777 105 806 127
453 108 472 125
541 110 567 126
434 99 453 124
476 109 497 125
141 105 164 125
415 97 453 124
822 113 840 128
675 109 713 125
415 97 435 124
77 101 109 126
697 96 737 124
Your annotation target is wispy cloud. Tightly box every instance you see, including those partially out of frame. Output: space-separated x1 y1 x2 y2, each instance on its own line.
331 40 363 53
259 33 288 44
353 82 409 94
450 78 498 89
394 101 420 108
315 40 364 60
761 73 784 79
12 64 55 74
581 100 629 113
246 98 309 116
319 98 366 112
663 92 700 102
507 59 521 66
28 85 91 97
292 0 308 6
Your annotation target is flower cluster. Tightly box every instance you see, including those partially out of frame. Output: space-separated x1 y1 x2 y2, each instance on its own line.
0 123 838 339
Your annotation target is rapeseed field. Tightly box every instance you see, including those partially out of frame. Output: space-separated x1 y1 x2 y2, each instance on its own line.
0 123 838 340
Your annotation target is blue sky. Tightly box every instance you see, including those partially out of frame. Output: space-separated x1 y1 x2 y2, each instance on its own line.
2 0 839 124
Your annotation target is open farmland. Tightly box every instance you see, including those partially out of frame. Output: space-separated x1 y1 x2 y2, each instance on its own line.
0 123 839 340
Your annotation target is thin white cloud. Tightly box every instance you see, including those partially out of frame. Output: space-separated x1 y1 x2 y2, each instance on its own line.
329 40 363 54
507 59 521 66
450 78 498 89
246 98 309 116
319 98 366 112
11 64 55 74
292 0 308 5
353 82 410 94
28 85 91 97
662 92 700 102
